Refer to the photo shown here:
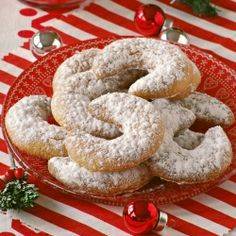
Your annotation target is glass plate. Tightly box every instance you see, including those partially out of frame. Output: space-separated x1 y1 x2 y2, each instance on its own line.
2 37 236 206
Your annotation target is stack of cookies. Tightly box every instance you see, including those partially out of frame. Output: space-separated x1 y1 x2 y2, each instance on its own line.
5 38 234 196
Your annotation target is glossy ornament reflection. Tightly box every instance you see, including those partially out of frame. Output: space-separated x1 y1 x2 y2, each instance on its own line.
30 30 62 57
162 18 174 30
134 4 165 36
160 27 190 45
123 200 168 234
18 0 87 9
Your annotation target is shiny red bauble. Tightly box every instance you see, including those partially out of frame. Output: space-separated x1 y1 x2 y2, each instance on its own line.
123 200 159 234
134 4 165 36
4 169 15 181
0 179 6 191
14 168 24 179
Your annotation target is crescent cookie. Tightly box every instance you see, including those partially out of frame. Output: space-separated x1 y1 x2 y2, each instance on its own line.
48 157 152 195
52 49 143 139
53 48 100 90
92 38 201 100
5 95 67 159
65 93 164 172
147 99 232 184
177 91 235 127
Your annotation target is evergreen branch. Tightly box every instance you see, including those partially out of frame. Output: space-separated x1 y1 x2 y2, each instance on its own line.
178 0 218 16
0 177 39 211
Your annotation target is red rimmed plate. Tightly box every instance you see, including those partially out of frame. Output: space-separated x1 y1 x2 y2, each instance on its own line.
2 37 236 206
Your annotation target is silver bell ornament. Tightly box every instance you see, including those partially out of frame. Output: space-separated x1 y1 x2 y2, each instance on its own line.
160 18 190 45
160 27 190 45
30 30 62 57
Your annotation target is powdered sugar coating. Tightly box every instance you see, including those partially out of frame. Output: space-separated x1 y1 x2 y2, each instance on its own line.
66 93 164 172
92 38 201 99
48 157 151 195
53 48 100 90
148 99 232 183
5 95 67 159
52 71 121 138
52 49 143 138
152 98 196 134
174 129 204 150
178 92 235 126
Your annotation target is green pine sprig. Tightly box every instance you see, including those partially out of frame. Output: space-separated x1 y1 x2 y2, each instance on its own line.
178 0 218 16
0 176 39 211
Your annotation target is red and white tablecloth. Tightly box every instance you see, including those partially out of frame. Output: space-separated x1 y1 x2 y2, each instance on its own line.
0 0 236 235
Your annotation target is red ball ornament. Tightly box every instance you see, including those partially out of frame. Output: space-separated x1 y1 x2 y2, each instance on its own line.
14 168 24 179
5 169 15 181
134 4 166 36
123 200 168 234
0 179 6 191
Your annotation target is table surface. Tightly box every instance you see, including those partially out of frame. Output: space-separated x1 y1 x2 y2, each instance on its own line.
0 0 236 235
